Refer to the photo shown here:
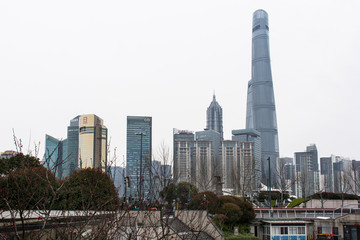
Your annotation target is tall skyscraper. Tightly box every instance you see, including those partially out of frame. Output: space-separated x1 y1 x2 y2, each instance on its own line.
126 116 152 200
173 129 195 184
44 134 67 179
245 9 279 186
62 115 80 177
206 94 223 140
78 114 108 171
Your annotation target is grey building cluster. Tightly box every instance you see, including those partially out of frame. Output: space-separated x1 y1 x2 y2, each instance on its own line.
278 144 360 198
173 94 262 196
173 9 280 196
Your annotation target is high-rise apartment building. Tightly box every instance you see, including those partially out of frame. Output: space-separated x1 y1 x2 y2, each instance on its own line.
194 130 221 192
44 134 67 179
126 116 152 200
206 94 223 140
221 140 238 191
320 157 334 192
78 114 108 171
295 144 320 198
245 9 279 186
232 129 262 196
173 129 194 184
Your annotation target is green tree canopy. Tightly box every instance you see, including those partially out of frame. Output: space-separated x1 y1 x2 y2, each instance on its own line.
0 153 41 175
218 195 255 225
176 182 198 205
0 166 58 210
160 182 198 209
58 168 119 211
218 203 243 228
188 191 220 214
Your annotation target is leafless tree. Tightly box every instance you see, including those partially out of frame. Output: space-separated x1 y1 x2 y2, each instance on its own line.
274 158 295 207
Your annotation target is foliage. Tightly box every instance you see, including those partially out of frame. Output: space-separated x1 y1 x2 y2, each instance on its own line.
218 196 256 225
257 191 289 202
160 183 177 203
218 203 242 228
223 229 257 240
188 191 220 214
160 182 198 208
287 198 310 208
176 182 199 205
0 153 41 175
0 166 58 210
311 192 360 200
212 213 227 230
58 168 120 211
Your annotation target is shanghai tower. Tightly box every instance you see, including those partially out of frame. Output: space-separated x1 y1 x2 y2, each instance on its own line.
245 9 279 186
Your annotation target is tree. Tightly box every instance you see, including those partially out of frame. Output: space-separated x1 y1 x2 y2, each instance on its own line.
218 195 255 225
275 158 295 207
58 168 120 211
188 191 220 214
218 203 242 229
0 165 60 239
0 153 41 175
0 166 58 210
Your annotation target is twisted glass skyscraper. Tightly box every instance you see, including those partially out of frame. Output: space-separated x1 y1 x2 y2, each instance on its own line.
246 9 279 186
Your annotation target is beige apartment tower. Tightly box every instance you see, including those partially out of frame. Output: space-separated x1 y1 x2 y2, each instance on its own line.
79 114 107 171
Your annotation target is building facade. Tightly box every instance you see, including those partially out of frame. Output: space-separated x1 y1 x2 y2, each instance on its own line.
196 129 221 178
320 157 334 193
173 129 194 184
232 129 262 196
206 94 223 140
221 140 238 192
193 140 214 192
126 116 152 200
44 134 67 179
62 115 80 178
78 114 108 171
245 9 279 186
295 144 320 198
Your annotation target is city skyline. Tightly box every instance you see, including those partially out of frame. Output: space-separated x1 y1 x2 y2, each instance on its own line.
1 1 360 163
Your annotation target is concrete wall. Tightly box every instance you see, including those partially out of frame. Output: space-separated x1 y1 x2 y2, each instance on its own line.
298 199 359 208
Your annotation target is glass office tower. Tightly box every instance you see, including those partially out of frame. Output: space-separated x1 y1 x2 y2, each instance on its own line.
62 115 80 178
126 116 152 200
245 9 279 186
44 134 66 179
78 114 108 171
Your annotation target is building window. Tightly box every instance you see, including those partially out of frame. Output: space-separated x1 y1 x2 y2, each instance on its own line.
281 227 288 235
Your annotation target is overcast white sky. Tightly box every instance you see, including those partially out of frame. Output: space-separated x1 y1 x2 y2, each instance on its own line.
1 1 360 165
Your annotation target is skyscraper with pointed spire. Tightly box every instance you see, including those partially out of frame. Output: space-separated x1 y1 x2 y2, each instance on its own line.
245 9 279 186
206 93 223 140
